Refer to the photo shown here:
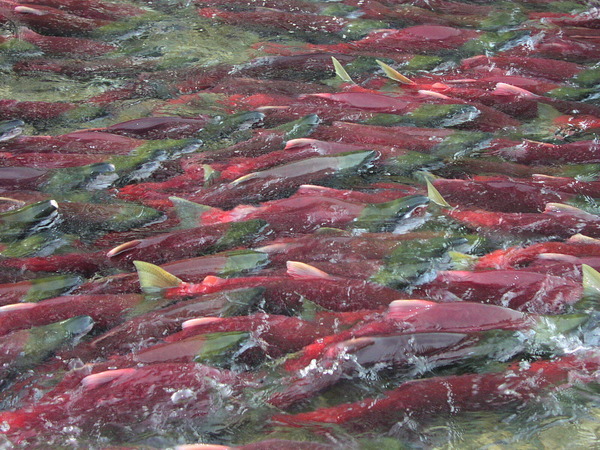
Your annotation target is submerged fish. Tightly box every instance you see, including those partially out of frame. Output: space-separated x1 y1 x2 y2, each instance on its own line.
272 350 600 431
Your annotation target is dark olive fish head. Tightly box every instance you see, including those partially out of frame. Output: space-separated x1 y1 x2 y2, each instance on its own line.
0 120 24 142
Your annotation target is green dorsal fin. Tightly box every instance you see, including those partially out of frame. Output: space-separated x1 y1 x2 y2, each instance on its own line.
202 164 220 187
133 261 182 291
376 60 414 84
582 264 600 298
426 179 451 207
448 250 478 270
332 57 354 84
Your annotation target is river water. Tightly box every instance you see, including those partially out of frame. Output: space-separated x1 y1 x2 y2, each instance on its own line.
0 0 599 448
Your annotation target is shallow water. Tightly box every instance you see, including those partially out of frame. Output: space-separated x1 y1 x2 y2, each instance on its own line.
1 0 600 448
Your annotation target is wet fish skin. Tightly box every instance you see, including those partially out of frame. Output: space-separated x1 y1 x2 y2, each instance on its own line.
0 362 251 444
67 287 266 360
0 199 59 242
256 231 452 265
198 7 351 35
12 56 157 79
196 194 428 235
500 31 600 63
0 293 143 337
0 151 109 168
0 99 77 122
0 120 24 143
165 310 372 358
447 205 600 240
272 351 600 430
496 138 600 166
105 219 271 270
0 315 93 383
343 0 483 27
432 178 575 213
235 52 356 81
460 54 590 83
0 249 112 277
183 150 376 209
96 116 212 140
16 26 118 56
281 300 540 373
269 325 548 409
0 274 83 306
411 269 582 314
139 268 402 314
476 236 600 270
3 3 111 36
0 131 145 155
13 0 147 21
73 249 270 295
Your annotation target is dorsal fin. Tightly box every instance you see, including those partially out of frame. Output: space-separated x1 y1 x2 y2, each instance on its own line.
175 444 231 450
332 57 354 84
582 264 600 298
532 173 561 181
426 179 451 207
448 250 478 270
286 261 332 279
375 60 414 85
202 164 220 187
14 6 45 15
134 261 183 291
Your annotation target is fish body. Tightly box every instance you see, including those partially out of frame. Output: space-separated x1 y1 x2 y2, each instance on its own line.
135 262 402 314
0 293 143 336
71 287 265 359
273 351 600 430
432 178 575 212
411 269 582 314
0 132 144 155
16 26 117 56
0 363 250 444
